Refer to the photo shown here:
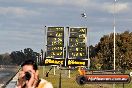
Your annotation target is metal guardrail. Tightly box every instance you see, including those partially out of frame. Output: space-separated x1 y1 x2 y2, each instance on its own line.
4 72 18 88
4 68 20 88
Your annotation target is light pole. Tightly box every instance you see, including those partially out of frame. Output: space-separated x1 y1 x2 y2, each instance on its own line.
113 1 117 88
113 0 116 71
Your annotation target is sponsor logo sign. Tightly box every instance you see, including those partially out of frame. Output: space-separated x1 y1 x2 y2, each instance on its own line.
67 59 88 66
85 74 131 83
44 58 65 66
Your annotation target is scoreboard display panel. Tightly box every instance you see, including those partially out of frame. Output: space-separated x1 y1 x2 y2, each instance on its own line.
46 27 64 59
44 26 88 66
68 27 87 59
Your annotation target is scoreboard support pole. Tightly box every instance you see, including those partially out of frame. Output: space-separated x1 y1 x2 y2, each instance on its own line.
42 66 45 76
68 69 71 78
86 28 90 69
43 26 47 76
54 66 56 75
68 66 71 78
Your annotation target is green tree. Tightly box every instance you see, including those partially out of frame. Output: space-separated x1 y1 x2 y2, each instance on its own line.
90 31 132 70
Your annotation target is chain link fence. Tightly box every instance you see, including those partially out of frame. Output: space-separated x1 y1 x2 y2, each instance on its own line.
38 66 132 88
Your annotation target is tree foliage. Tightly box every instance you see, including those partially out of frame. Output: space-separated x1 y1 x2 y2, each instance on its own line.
10 48 39 65
0 53 12 65
90 31 132 70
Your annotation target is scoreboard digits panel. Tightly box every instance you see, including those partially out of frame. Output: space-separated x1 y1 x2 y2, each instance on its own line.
46 27 64 59
70 28 86 33
47 46 63 51
68 27 87 59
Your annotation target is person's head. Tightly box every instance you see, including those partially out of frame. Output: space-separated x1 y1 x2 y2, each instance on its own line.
21 59 38 75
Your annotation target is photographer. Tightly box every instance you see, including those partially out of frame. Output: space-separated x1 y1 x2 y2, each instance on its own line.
16 59 53 88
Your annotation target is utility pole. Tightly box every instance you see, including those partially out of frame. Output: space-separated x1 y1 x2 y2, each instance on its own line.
113 0 117 88
114 0 116 71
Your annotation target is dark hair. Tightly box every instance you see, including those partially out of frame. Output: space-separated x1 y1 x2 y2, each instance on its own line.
21 59 38 71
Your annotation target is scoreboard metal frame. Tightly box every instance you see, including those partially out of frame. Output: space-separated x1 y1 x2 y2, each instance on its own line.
66 27 88 66
44 26 65 66
44 26 88 66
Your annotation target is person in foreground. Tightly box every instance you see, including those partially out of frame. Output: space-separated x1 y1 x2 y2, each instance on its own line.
16 59 53 88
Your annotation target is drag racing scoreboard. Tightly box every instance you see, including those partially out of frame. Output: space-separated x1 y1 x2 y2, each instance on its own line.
44 26 88 66
67 27 88 66
44 27 65 66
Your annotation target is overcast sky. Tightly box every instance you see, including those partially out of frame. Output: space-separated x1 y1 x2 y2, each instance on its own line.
0 0 132 54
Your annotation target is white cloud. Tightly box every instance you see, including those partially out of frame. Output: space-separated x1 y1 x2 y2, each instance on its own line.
24 0 90 7
103 3 129 13
0 7 39 16
116 3 129 12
